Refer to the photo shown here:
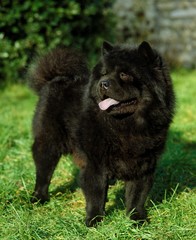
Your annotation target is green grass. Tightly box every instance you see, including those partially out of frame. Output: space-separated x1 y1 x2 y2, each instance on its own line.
0 70 196 240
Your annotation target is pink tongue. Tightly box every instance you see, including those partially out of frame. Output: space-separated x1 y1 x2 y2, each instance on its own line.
98 98 119 110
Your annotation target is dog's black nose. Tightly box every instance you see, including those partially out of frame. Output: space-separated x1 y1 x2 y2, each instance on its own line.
100 80 110 90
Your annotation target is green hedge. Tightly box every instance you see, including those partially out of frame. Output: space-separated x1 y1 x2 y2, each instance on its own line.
0 0 115 83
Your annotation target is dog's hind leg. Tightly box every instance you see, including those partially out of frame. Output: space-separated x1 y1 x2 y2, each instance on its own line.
31 134 62 203
30 82 70 203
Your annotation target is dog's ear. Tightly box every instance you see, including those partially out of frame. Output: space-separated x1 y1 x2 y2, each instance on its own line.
138 41 156 62
102 41 114 55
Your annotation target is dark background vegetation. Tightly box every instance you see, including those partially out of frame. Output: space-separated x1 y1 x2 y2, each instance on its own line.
0 0 115 84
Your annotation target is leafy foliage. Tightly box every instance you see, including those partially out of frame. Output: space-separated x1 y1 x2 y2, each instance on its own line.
0 0 115 83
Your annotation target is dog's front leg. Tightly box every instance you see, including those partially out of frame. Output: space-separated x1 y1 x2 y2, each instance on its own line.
80 165 108 227
125 174 154 222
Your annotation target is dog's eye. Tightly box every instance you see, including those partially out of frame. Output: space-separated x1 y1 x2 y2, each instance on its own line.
120 72 133 82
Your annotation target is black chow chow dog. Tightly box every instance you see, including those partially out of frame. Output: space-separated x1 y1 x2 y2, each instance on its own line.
29 41 175 227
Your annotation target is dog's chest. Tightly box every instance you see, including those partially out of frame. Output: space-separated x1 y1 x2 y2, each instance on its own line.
106 135 156 180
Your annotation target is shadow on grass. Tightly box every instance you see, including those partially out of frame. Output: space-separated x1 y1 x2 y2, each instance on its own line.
51 167 80 198
151 130 196 203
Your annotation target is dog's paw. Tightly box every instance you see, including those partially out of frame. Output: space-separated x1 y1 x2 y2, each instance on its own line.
30 192 49 204
85 215 103 227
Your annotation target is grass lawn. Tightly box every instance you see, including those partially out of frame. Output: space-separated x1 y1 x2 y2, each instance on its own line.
0 69 195 239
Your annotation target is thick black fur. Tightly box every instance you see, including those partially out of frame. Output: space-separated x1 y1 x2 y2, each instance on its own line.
29 42 175 227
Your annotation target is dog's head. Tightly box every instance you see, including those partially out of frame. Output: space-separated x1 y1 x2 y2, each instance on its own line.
89 41 174 125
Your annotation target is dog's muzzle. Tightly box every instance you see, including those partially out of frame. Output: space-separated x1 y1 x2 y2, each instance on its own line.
100 80 110 90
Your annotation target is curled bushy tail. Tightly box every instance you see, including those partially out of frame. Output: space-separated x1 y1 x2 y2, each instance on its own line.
28 47 89 94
